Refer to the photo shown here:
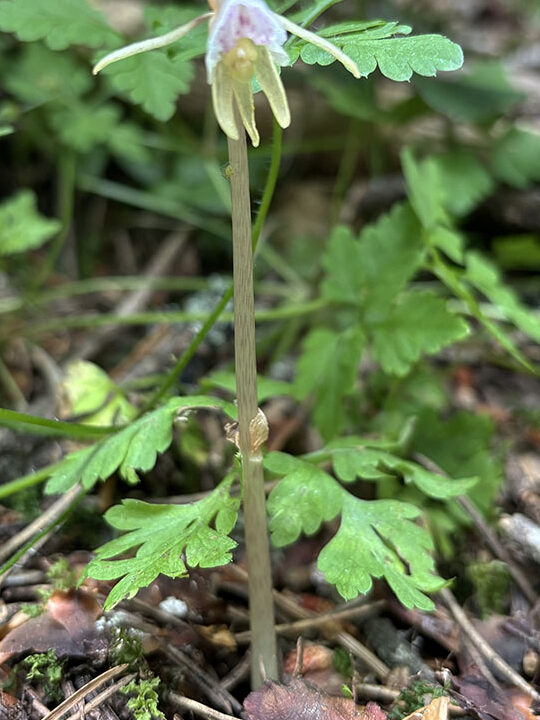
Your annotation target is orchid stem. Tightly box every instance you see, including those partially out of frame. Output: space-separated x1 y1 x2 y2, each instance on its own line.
228 107 278 688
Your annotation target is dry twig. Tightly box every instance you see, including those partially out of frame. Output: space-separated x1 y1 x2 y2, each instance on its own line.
414 453 537 605
440 588 540 702
41 664 129 720
227 564 389 680
234 600 385 643
170 696 239 720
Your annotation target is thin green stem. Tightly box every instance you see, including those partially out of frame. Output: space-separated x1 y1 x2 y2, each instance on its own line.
0 462 62 501
0 408 118 439
0 277 292 316
330 118 361 225
142 122 284 412
21 297 327 337
228 109 277 687
252 119 282 249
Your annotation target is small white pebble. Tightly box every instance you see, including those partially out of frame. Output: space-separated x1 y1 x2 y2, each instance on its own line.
159 596 189 618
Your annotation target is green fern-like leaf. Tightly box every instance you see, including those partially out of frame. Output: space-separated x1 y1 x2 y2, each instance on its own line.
265 453 343 545
101 53 194 122
432 259 534 371
465 252 540 342
85 476 239 609
4 43 92 104
0 0 118 49
0 191 61 257
430 151 494 219
45 396 235 494
318 497 443 607
327 442 476 498
370 291 469 376
321 204 424 314
265 448 451 609
294 327 365 440
298 32 462 81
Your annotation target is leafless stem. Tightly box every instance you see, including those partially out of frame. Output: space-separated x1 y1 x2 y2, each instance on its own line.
228 106 278 687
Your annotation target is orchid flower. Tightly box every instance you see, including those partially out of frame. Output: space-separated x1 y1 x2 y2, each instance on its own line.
93 0 360 147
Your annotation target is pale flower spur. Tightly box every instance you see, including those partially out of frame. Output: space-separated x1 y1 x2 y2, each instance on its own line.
93 0 361 146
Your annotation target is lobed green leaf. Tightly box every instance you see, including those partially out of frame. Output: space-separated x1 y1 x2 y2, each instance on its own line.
318 497 442 608
101 52 194 122
266 453 342 546
0 0 118 49
298 33 462 82
321 204 424 315
45 396 235 494
294 327 365 440
0 191 61 257
371 291 469 376
85 477 239 609
465 252 540 342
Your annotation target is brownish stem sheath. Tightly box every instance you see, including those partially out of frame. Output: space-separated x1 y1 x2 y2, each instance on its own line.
227 109 278 687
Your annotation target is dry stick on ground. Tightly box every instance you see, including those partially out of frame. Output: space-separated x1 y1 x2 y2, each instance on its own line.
25 686 51 718
62 673 136 720
439 587 540 702
40 664 129 720
219 652 251 692
413 453 537 605
234 600 385 643
227 564 389 680
165 645 243 715
170 696 239 720
0 484 82 569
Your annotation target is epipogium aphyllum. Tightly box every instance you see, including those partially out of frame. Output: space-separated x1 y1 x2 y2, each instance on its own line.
94 0 360 688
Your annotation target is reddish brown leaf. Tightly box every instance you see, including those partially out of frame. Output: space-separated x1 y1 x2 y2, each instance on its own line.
283 644 334 676
453 670 532 720
0 589 104 664
243 678 386 720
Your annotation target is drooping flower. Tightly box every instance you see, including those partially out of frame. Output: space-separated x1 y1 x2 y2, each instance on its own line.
93 0 360 147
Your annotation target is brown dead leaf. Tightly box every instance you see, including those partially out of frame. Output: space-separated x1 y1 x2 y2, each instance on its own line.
283 644 334 676
243 678 386 720
283 645 347 695
0 589 104 664
452 669 533 720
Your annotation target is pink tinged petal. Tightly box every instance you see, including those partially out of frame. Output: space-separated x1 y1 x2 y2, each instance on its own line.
232 79 260 147
212 63 239 140
206 0 288 82
255 46 290 130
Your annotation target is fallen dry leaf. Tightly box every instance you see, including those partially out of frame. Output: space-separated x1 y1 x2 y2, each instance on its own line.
452 669 533 720
283 644 347 695
243 677 386 720
0 589 105 664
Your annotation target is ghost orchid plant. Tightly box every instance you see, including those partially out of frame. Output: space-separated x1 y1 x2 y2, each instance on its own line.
93 0 362 689
93 0 360 146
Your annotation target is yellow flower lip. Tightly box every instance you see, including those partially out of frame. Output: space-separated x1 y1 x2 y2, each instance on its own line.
223 38 258 82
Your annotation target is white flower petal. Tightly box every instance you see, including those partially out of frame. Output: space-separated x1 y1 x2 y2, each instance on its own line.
212 63 239 140
255 46 290 130
232 80 260 146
